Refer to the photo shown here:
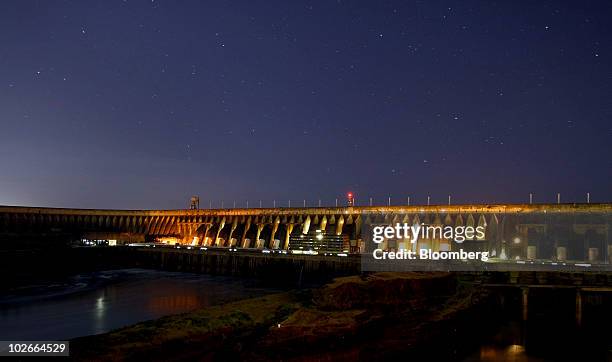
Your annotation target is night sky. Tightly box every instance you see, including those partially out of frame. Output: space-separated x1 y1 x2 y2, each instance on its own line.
1 1 611 210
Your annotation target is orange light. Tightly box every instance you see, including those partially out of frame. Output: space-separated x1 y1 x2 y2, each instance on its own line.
347 192 353 197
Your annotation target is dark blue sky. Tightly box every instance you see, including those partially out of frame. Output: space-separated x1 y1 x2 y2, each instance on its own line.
1 1 611 209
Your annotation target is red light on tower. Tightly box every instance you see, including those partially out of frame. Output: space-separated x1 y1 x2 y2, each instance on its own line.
347 192 354 207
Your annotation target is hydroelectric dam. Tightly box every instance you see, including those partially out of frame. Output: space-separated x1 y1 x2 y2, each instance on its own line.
1 203 611 265
2 203 612 330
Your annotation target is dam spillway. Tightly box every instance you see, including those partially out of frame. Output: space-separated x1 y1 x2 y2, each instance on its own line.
1 203 611 264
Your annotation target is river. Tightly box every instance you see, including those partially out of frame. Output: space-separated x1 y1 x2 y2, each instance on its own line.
0 268 277 340
1 269 610 360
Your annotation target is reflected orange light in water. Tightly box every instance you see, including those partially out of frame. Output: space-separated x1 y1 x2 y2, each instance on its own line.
148 295 201 315
479 344 527 362
507 344 525 354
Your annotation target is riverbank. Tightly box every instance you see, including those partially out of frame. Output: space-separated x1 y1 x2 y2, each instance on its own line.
0 269 280 341
70 272 497 361
4 247 612 360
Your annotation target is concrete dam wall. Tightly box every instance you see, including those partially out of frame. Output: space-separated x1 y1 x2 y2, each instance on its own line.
1 203 611 262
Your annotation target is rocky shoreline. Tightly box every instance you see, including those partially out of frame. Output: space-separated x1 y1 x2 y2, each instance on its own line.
70 272 496 361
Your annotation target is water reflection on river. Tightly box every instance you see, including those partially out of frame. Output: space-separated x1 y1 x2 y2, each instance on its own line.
464 321 547 362
470 345 542 362
0 269 277 340
464 316 610 361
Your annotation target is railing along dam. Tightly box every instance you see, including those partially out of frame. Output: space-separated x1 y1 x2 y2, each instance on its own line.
1 204 611 262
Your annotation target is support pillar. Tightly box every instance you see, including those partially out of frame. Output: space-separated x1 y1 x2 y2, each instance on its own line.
270 217 280 249
241 218 252 247
215 218 226 246
228 219 238 247
203 224 211 246
556 246 567 261
284 223 294 250
302 216 311 235
522 287 529 321
319 216 327 233
576 289 582 328
336 216 345 235
255 223 265 248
